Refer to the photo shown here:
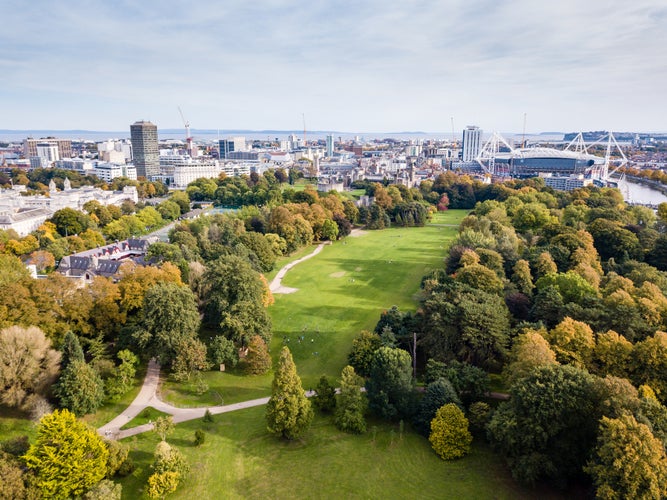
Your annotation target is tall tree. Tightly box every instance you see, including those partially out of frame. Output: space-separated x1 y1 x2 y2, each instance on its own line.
0 325 60 409
244 335 272 375
334 365 367 433
24 409 108 500
413 378 462 436
55 359 105 416
266 347 313 440
585 414 667 499
139 282 200 365
366 347 415 420
60 331 84 369
202 255 272 346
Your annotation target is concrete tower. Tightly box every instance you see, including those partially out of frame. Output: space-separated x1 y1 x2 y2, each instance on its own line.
130 121 159 179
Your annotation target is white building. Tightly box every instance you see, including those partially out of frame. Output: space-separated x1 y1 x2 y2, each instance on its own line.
0 180 139 236
462 126 483 162
93 162 137 182
55 158 95 174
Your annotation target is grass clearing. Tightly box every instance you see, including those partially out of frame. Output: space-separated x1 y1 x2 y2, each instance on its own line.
120 406 171 430
117 405 563 500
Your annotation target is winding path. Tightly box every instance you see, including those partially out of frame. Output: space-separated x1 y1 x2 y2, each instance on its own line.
269 242 329 294
99 241 335 439
98 359 318 440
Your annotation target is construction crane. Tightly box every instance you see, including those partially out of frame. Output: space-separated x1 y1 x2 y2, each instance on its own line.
178 106 193 156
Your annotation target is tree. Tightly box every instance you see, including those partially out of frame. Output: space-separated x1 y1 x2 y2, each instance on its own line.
0 451 28 500
335 365 367 433
593 330 633 378
487 364 600 485
632 331 667 402
545 317 595 369
585 414 667 500
104 439 129 479
266 347 313 440
348 330 381 377
512 259 534 296
209 335 239 368
60 330 84 369
503 330 558 386
84 480 122 500
55 359 105 416
24 409 108 500
413 378 462 436
147 441 188 498
244 335 272 375
366 347 415 420
105 350 139 402
153 416 175 442
313 375 337 413
429 404 472 460
50 207 91 236
0 254 31 287
171 337 209 382
140 282 200 365
0 325 60 408
202 255 272 346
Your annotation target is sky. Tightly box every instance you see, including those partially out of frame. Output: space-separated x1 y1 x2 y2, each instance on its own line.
1 0 666 134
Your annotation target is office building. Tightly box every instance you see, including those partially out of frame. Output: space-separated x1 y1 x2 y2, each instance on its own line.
130 121 159 179
23 138 72 159
219 137 246 159
462 126 483 162
326 134 334 157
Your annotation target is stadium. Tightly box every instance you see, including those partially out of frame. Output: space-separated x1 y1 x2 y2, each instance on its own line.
475 132 626 183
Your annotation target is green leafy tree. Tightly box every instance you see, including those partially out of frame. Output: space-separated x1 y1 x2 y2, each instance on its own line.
313 375 337 413
55 359 105 416
60 331 84 369
105 350 139 402
366 347 415 420
244 335 272 375
266 347 313 440
140 282 200 364
335 365 367 433
0 325 60 409
512 259 534 296
632 331 667 402
24 409 108 500
171 337 209 382
153 416 175 442
487 364 600 485
83 479 122 500
585 414 667 500
546 317 595 369
104 439 129 479
413 378 462 436
593 330 633 378
50 207 91 236
209 335 239 368
202 255 272 346
348 330 381 377
429 403 472 460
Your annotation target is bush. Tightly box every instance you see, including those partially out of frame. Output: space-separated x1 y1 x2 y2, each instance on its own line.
194 430 205 446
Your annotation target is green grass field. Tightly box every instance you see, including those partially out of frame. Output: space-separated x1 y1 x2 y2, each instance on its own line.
117 405 562 500
161 210 467 408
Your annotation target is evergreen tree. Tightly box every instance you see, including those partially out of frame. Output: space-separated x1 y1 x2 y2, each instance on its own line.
413 378 461 436
266 347 313 440
335 365 367 433
24 409 108 500
55 359 105 416
313 375 337 413
244 335 272 375
60 331 84 369
366 347 415 420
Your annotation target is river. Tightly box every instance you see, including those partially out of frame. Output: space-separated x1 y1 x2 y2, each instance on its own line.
617 179 667 205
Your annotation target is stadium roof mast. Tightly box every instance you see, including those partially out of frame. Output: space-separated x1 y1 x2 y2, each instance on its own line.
476 132 515 176
589 132 628 182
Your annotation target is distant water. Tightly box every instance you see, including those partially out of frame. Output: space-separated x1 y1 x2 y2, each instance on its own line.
619 179 667 205
0 129 564 144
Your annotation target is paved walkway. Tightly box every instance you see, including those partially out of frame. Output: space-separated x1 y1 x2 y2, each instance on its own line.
269 242 329 294
97 360 316 439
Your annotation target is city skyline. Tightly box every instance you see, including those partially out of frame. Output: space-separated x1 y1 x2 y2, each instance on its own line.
1 0 666 133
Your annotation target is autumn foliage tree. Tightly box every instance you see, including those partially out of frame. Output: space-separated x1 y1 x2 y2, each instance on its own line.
0 325 60 409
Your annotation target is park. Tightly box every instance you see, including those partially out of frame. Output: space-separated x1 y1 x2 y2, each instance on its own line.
102 210 561 499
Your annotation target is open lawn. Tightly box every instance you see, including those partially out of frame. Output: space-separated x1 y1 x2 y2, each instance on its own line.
269 211 465 388
163 211 466 408
117 405 563 500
